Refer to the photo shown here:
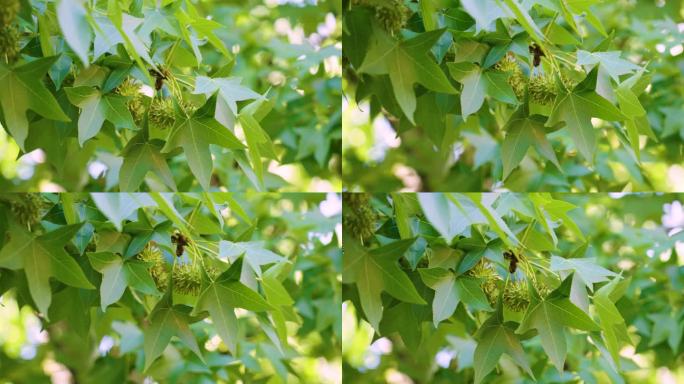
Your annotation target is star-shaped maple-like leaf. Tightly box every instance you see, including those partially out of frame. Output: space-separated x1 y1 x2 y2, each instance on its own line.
0 222 94 318
0 56 70 150
546 67 625 162
516 275 599 372
358 26 457 123
161 97 245 189
342 238 426 331
193 76 261 117
143 285 204 371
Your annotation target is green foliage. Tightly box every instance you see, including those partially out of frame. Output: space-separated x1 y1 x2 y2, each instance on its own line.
0 0 341 192
0 193 341 383
342 192 684 383
342 0 684 191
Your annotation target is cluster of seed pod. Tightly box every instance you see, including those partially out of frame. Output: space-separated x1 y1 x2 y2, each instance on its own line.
353 0 410 35
343 193 376 241
137 243 170 291
116 78 147 122
5 194 46 227
466 258 501 304
137 242 217 295
495 54 574 105
496 55 527 101
503 281 531 311
172 263 204 296
115 77 195 129
502 280 551 311
0 0 20 63
466 256 551 312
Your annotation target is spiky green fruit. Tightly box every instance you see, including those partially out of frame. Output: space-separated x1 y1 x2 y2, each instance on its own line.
172 263 202 295
495 55 526 100
8 194 45 227
0 25 19 63
503 281 530 311
138 243 169 291
0 0 20 27
343 193 376 241
353 0 410 35
466 259 501 304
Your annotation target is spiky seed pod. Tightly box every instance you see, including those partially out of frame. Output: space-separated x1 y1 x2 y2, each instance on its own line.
528 74 558 105
466 259 501 304
503 281 530 311
535 281 550 298
172 263 202 295
353 0 410 35
149 98 177 129
0 25 19 63
9 194 46 227
148 98 196 129
115 78 146 123
138 243 169 292
495 55 525 100
343 193 376 241
0 0 20 27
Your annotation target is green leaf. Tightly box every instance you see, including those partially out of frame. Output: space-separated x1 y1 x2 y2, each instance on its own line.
467 194 519 247
450 65 518 120
123 261 158 295
359 27 456 122
0 57 70 150
517 276 599 372
594 291 623 364
391 193 413 239
0 223 34 270
483 71 518 105
149 193 189 234
418 193 485 243
87 252 127 311
461 0 506 33
547 92 595 161
546 68 624 162
549 256 617 291
192 262 272 353
162 100 245 190
65 86 105 146
65 86 136 146
262 276 294 306
91 193 155 231
502 118 534 178
192 281 239 352
343 238 426 331
57 0 93 66
342 8 372 68
144 295 204 371
460 66 486 120
593 276 630 365
616 86 646 119
474 299 534 383
238 114 275 188
531 194 585 241
218 240 286 288
0 223 93 319
501 0 546 46
420 269 491 326
576 50 641 82
616 84 648 161
120 132 176 191
193 76 261 118
502 97 560 178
